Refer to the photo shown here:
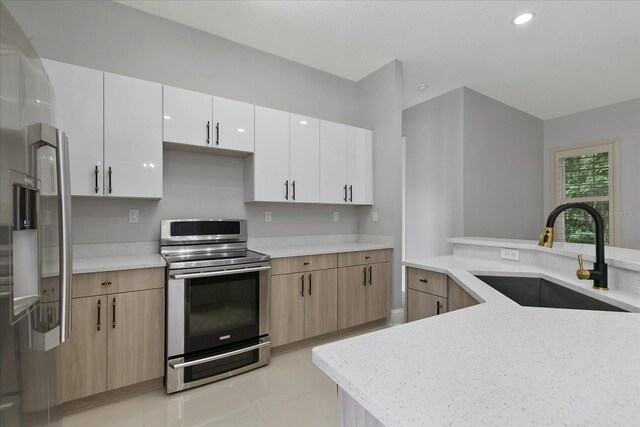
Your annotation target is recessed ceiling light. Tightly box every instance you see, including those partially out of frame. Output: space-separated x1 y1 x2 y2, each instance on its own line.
237 128 245 133
417 84 428 91
512 12 535 25
299 120 308 125
163 115 171 119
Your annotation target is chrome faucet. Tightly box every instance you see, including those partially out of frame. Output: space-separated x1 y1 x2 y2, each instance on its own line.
538 202 608 290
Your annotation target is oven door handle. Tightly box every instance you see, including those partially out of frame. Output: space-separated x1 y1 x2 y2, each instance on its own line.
169 266 271 280
168 340 271 370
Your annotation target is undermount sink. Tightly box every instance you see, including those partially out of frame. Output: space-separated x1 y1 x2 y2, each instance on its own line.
475 275 628 312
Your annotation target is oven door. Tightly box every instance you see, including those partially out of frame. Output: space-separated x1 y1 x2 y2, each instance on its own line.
167 265 270 358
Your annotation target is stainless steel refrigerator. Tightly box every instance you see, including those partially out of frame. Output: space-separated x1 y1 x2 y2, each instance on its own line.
1 3 72 426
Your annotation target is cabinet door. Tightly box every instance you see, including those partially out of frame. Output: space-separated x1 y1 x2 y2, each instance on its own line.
253 106 290 202
57 296 107 402
270 273 306 346
366 262 391 322
337 266 367 329
107 289 164 390
320 120 348 203
290 114 319 203
42 59 104 196
212 96 254 153
304 269 337 339
104 73 163 198
407 289 447 322
163 85 212 147
347 126 373 205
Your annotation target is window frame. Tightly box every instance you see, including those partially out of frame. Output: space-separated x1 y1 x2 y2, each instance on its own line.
550 139 620 246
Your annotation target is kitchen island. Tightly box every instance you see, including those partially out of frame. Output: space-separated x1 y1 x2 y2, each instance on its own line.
312 239 640 426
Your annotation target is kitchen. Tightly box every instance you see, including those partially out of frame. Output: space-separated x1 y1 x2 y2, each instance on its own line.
0 1 638 427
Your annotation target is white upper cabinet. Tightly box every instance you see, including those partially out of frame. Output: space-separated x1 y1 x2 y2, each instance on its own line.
289 114 319 203
347 126 373 205
251 106 290 202
319 120 348 204
104 73 163 198
163 85 212 147
212 96 254 153
42 59 104 196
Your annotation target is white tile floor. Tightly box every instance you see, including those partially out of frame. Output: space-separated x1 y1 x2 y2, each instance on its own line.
63 325 389 427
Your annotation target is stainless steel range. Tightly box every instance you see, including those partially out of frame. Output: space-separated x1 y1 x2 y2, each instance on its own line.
161 219 270 393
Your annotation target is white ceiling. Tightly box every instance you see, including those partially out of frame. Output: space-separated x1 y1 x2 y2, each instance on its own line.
117 1 640 119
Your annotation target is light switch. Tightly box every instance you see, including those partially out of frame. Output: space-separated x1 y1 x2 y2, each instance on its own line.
372 211 378 222
128 209 139 224
333 211 339 222
265 211 272 223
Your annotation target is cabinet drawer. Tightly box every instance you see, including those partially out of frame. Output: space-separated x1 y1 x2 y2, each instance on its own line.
448 277 479 310
73 267 165 298
337 249 391 267
406 268 447 297
407 289 447 322
271 254 337 275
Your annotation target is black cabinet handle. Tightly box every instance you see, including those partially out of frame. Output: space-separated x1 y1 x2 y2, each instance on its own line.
206 121 210 144
308 274 312 295
94 165 99 193
363 267 366 286
111 297 116 328
369 266 372 285
343 185 347 202
436 301 442 315
97 299 101 331
108 167 112 194
419 279 428 283
215 122 219 145
349 185 353 202
285 180 289 200
300 275 305 297
292 181 296 201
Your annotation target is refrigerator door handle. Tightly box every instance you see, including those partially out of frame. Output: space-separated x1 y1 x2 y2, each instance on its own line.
56 130 73 344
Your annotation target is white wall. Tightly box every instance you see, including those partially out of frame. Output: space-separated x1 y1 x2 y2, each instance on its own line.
403 88 464 260
5 0 364 244
543 98 640 249
356 60 404 310
463 88 544 240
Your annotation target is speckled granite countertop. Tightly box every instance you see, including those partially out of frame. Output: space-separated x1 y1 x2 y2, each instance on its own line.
312 255 640 426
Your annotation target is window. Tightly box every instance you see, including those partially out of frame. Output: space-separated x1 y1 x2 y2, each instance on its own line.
552 140 619 246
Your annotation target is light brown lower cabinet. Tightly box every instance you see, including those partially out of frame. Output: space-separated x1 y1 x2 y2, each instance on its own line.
270 269 338 347
407 289 447 322
57 268 164 403
448 277 479 311
338 262 391 329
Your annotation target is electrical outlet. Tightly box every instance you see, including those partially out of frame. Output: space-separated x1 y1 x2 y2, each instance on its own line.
372 211 378 222
128 209 139 224
501 248 520 261
333 211 339 222
265 211 272 223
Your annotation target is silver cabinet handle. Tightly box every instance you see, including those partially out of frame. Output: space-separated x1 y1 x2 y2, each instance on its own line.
169 340 270 369
170 266 270 280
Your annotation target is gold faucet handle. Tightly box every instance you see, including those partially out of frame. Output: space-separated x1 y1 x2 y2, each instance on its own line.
577 255 591 280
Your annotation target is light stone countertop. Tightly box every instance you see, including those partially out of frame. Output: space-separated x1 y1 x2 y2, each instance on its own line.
72 254 166 274
312 255 640 427
253 242 394 259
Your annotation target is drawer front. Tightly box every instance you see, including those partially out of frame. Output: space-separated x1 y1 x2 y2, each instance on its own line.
271 254 337 275
337 249 391 267
407 289 447 322
448 277 478 310
406 268 447 297
73 268 165 298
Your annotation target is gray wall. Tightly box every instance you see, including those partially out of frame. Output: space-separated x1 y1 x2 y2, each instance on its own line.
463 88 544 239
543 98 640 249
5 0 364 243
355 60 404 310
403 89 464 260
